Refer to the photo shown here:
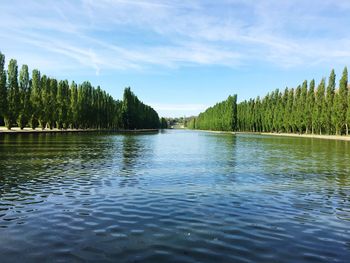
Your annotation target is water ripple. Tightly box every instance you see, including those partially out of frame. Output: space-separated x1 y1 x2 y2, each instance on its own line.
0 131 349 262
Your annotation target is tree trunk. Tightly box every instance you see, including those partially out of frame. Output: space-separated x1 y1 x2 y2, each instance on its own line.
346 124 349 136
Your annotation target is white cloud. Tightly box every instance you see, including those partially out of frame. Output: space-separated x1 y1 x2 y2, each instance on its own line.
1 0 350 73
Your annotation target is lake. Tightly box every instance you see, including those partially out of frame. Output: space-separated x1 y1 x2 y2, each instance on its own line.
0 130 349 262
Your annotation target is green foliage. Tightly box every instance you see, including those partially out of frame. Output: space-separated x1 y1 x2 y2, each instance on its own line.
192 95 237 131
326 69 336 134
160 117 168 129
17 65 30 129
191 68 349 136
333 67 348 135
313 78 326 135
0 53 160 131
122 87 160 129
0 52 7 124
29 69 41 129
40 75 50 129
6 59 20 129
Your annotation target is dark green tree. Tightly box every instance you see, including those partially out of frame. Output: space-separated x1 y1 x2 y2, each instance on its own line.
313 79 326 135
333 67 348 135
0 52 7 126
29 69 41 129
326 69 336 134
48 78 58 129
17 65 30 129
6 59 20 129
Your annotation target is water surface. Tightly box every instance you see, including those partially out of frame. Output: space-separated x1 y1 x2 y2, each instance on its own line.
0 130 349 262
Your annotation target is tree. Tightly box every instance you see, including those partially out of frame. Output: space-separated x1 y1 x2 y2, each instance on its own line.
39 75 50 129
70 81 78 129
6 59 20 129
57 80 70 129
160 117 168 129
48 78 58 129
0 52 7 125
326 69 336 134
347 91 350 136
17 65 30 129
306 79 315 134
29 69 41 129
313 78 326 135
333 67 348 135
299 80 308 133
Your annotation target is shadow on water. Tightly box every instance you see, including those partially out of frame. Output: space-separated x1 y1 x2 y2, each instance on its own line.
118 135 150 188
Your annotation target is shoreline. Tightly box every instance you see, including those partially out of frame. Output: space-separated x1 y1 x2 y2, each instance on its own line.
256 132 350 141
189 129 350 141
0 127 159 135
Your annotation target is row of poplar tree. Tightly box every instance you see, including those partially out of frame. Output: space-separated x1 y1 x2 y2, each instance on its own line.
187 95 237 131
188 67 350 135
0 52 160 130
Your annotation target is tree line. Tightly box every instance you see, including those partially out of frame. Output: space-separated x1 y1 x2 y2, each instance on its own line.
188 67 350 135
187 95 237 131
0 52 160 130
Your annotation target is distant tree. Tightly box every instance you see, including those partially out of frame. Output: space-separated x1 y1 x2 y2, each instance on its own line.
160 117 168 129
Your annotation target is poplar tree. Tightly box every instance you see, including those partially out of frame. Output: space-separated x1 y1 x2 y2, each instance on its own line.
306 79 315 134
48 78 58 129
293 86 301 133
334 67 348 135
39 75 49 129
30 69 41 129
347 92 350 135
0 52 7 125
313 79 326 135
300 80 308 133
326 69 336 134
70 81 78 129
17 65 30 129
57 80 69 129
6 59 20 129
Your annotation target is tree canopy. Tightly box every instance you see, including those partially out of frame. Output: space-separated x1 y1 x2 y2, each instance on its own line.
189 68 350 135
0 52 160 130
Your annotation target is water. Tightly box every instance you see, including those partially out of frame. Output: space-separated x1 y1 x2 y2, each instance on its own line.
0 130 349 262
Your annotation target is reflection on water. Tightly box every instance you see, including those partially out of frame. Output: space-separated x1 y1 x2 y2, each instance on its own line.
0 130 349 262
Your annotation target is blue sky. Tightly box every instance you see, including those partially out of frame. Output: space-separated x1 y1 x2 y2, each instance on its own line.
1 0 350 117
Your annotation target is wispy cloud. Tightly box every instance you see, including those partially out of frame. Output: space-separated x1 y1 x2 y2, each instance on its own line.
1 0 350 73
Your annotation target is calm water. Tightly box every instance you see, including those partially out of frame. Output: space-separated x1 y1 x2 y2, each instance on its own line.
0 130 349 262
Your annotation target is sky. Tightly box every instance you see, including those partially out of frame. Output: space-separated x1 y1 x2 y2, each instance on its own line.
1 0 350 117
